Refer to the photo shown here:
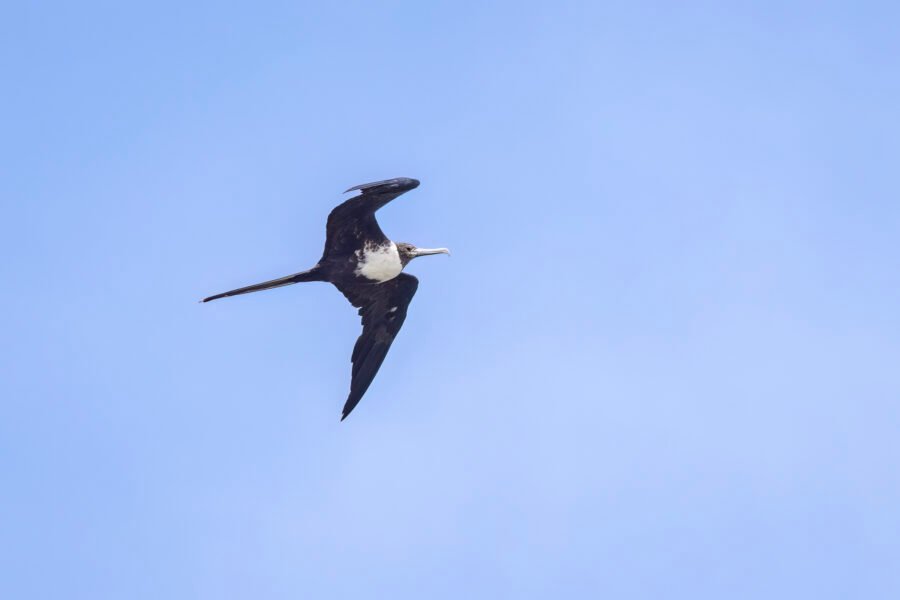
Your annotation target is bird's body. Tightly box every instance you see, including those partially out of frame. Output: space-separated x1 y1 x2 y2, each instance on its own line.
202 177 449 420
353 242 403 283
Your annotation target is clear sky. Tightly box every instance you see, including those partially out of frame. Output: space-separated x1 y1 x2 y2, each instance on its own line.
2 1 899 598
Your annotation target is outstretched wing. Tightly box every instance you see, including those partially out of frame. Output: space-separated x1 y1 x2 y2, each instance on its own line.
323 178 419 257
334 273 419 420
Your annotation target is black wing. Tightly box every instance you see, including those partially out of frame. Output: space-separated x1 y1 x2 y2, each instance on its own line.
323 177 419 258
334 273 419 420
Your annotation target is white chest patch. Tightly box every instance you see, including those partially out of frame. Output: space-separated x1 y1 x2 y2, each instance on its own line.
355 242 403 282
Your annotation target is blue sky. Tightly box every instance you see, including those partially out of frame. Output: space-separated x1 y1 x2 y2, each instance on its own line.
2 1 899 598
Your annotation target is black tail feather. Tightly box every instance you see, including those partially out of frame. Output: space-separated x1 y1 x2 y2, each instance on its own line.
201 267 323 303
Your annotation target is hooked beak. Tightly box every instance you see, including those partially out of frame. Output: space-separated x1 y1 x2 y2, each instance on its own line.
413 247 451 257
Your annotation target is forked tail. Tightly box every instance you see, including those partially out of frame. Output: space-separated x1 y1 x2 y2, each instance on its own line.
201 267 323 303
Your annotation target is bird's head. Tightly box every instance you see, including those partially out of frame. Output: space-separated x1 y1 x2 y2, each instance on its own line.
396 242 451 266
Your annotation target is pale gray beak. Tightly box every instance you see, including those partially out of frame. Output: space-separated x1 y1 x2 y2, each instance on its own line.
413 247 451 257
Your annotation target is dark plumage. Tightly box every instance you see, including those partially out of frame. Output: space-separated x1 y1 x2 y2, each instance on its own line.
202 177 449 420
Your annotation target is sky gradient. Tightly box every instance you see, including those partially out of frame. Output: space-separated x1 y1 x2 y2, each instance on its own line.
2 1 899 598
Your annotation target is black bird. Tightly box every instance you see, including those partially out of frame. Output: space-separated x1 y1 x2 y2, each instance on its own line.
202 177 449 420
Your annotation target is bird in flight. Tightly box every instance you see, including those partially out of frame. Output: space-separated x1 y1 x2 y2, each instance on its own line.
202 177 449 420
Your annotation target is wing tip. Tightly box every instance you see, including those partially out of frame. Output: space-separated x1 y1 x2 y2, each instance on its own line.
344 177 420 195
340 398 357 421
341 394 362 422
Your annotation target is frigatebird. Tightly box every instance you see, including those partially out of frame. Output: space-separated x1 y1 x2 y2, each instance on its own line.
202 177 449 420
